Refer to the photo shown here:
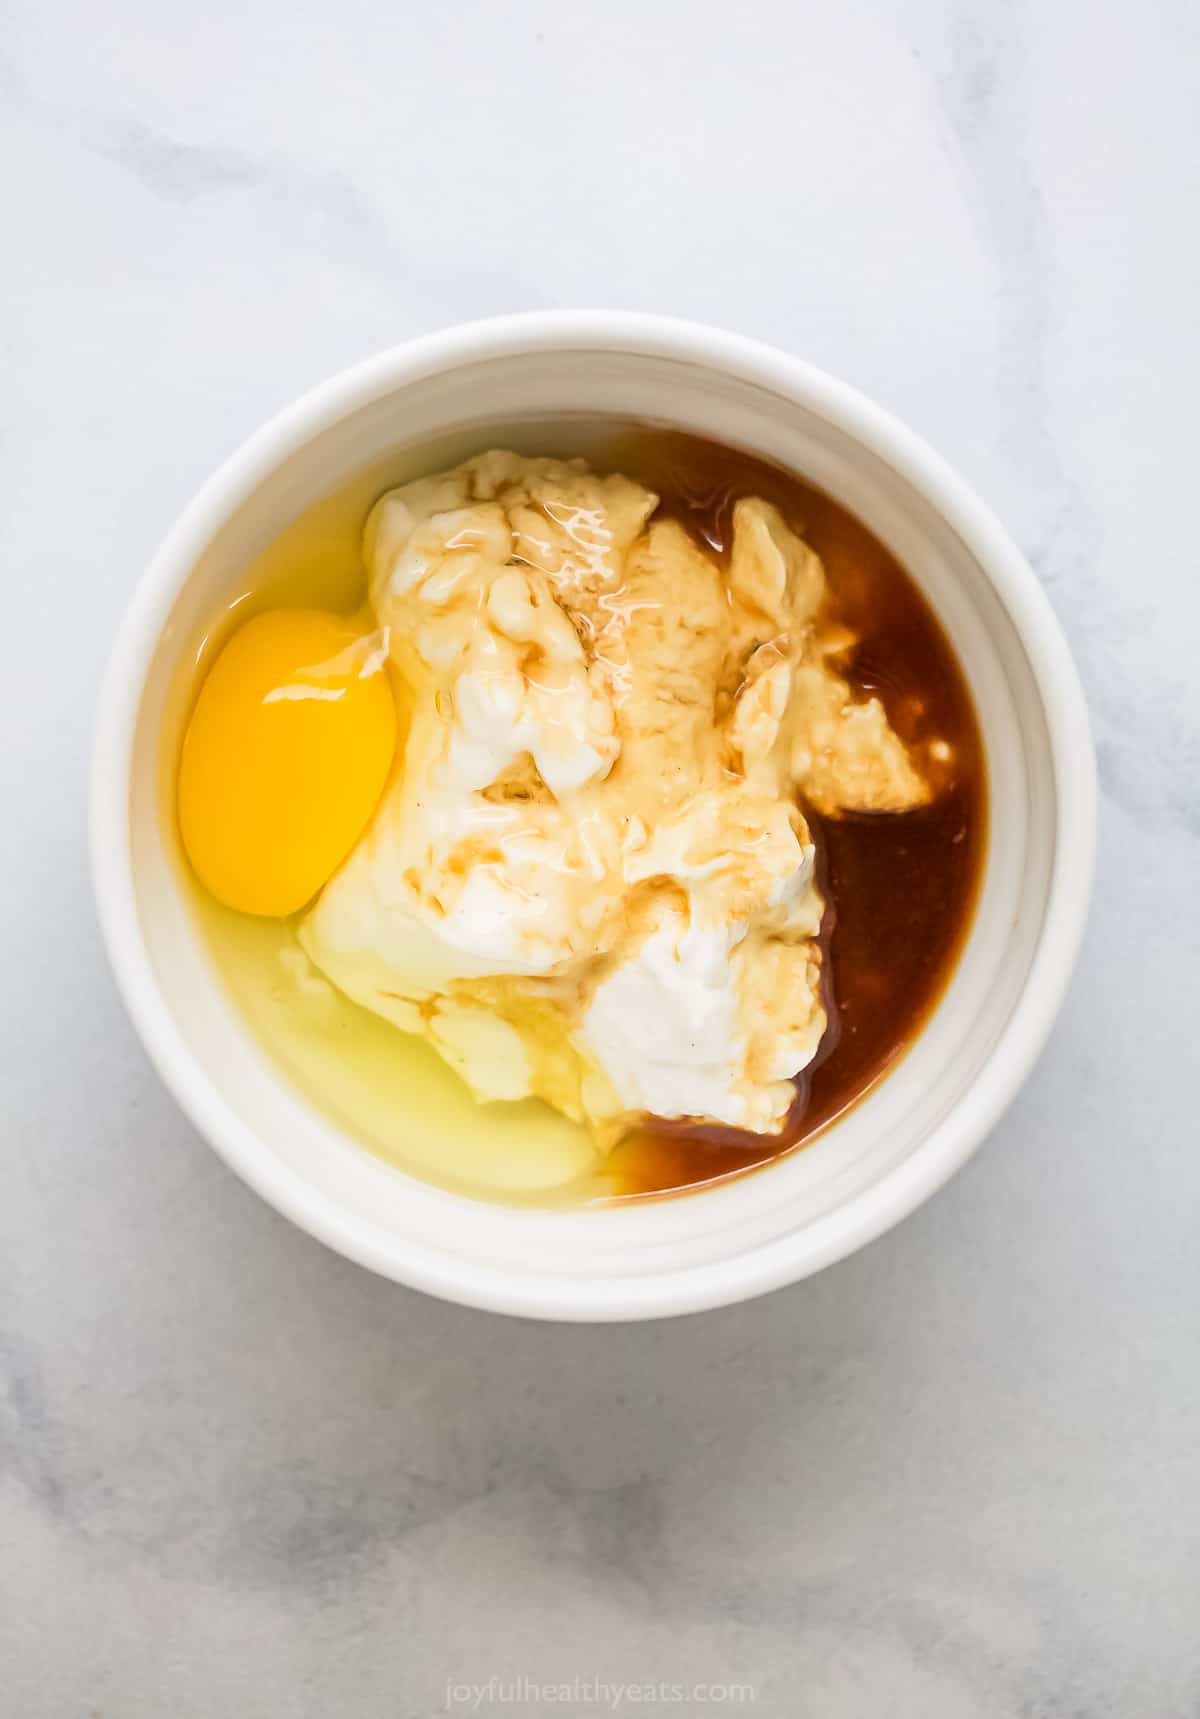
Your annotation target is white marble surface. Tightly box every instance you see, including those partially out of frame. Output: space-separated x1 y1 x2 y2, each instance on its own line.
2 1 1198 1713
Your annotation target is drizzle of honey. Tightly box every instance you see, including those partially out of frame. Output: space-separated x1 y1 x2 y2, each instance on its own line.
600 432 987 1200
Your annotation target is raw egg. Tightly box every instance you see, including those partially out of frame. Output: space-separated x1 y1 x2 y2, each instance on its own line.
178 608 397 916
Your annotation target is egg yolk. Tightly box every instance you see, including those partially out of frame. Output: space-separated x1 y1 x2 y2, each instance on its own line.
178 608 397 917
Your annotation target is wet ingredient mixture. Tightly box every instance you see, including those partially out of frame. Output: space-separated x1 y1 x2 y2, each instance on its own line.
176 432 985 1203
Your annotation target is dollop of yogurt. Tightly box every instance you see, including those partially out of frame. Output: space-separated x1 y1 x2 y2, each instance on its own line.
300 451 931 1141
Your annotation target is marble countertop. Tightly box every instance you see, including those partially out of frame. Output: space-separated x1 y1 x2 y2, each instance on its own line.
3 1 1198 1714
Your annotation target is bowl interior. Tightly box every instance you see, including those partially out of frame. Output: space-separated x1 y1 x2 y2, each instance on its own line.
112 334 1067 1318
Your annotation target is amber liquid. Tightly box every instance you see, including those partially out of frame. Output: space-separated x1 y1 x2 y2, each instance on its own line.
599 433 987 1199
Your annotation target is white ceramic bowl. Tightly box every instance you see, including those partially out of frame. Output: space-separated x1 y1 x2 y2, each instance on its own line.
92 311 1095 1321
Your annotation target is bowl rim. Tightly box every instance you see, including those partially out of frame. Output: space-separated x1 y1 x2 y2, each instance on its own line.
91 310 1096 1320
